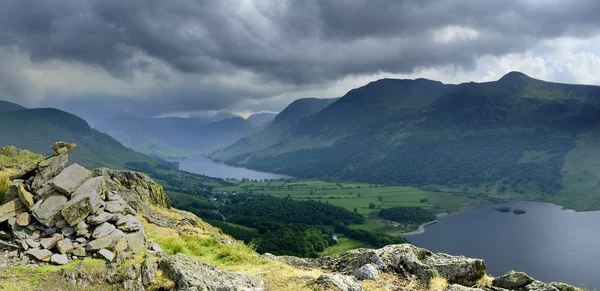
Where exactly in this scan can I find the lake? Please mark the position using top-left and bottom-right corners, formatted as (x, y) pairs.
(175, 157), (293, 180)
(404, 201), (600, 289)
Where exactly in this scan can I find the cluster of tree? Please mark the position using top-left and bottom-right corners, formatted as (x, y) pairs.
(204, 219), (259, 244)
(379, 207), (436, 224)
(256, 225), (336, 257)
(220, 194), (365, 225)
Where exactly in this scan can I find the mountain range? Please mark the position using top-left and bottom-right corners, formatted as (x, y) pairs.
(0, 101), (159, 169)
(95, 115), (259, 158)
(212, 72), (600, 210)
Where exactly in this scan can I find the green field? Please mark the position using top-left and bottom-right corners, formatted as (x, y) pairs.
(212, 179), (489, 235)
(318, 237), (372, 257)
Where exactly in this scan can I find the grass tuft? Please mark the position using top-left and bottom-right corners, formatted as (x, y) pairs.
(474, 274), (494, 289)
(428, 275), (448, 291)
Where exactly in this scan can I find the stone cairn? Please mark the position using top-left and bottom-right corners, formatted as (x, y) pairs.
(0, 142), (147, 265)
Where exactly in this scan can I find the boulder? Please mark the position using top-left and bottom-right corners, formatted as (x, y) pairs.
(17, 184), (34, 210)
(98, 248), (115, 262)
(15, 212), (31, 226)
(116, 215), (143, 232)
(87, 229), (124, 251)
(57, 239), (74, 254)
(141, 255), (158, 285)
(353, 264), (379, 281)
(87, 212), (116, 226)
(26, 249), (53, 261)
(52, 141), (77, 155)
(94, 168), (171, 214)
(493, 271), (534, 289)
(92, 222), (116, 238)
(32, 153), (68, 190)
(159, 253), (265, 291)
(0, 199), (27, 223)
(124, 230), (145, 254)
(51, 163), (92, 195)
(61, 177), (106, 226)
(40, 234), (64, 250)
(316, 274), (363, 291)
(72, 247), (87, 257)
(32, 195), (68, 227)
(50, 253), (69, 265)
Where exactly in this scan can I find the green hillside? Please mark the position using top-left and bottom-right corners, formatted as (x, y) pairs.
(0, 108), (160, 169)
(215, 72), (600, 210)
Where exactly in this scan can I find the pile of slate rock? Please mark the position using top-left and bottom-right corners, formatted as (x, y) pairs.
(0, 142), (146, 265)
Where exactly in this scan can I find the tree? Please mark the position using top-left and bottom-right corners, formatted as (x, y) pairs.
(369, 203), (376, 209)
(377, 195), (383, 203)
(353, 208), (358, 213)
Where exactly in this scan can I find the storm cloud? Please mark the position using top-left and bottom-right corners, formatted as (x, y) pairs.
(1, 0), (600, 120)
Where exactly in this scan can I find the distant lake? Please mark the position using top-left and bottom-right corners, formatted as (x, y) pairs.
(175, 157), (293, 180)
(404, 201), (600, 289)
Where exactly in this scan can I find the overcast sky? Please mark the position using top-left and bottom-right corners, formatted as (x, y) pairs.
(1, 0), (600, 122)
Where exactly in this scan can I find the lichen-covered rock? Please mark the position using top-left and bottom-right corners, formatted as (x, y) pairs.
(94, 168), (171, 213)
(525, 281), (561, 291)
(61, 177), (106, 226)
(52, 141), (77, 155)
(493, 271), (534, 289)
(32, 153), (68, 191)
(32, 195), (68, 227)
(57, 238), (74, 254)
(160, 253), (265, 291)
(124, 230), (145, 254)
(447, 284), (485, 291)
(353, 264), (379, 281)
(141, 255), (158, 285)
(51, 163), (92, 195)
(316, 274), (363, 291)
(116, 214), (143, 232)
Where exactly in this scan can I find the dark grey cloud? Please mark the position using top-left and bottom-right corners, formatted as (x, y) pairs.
(1, 0), (600, 120)
(2, 0), (600, 82)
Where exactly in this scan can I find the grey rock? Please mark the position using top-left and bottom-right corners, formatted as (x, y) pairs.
(160, 253), (265, 291)
(32, 195), (68, 227)
(74, 221), (89, 235)
(0, 198), (27, 224)
(141, 255), (157, 285)
(26, 239), (40, 248)
(316, 274), (363, 291)
(26, 249), (53, 261)
(124, 230), (145, 254)
(57, 239), (74, 254)
(55, 220), (69, 229)
(525, 281), (560, 291)
(61, 226), (75, 237)
(75, 237), (87, 244)
(353, 264), (379, 281)
(50, 253), (69, 265)
(51, 163), (93, 195)
(40, 234), (64, 249)
(32, 153), (68, 191)
(72, 247), (87, 257)
(447, 285), (485, 291)
(3, 184), (19, 201)
(87, 229), (124, 251)
(53, 141), (77, 155)
(61, 177), (106, 226)
(34, 184), (60, 202)
(493, 271), (534, 289)
(98, 248), (115, 262)
(87, 212), (116, 226)
(92, 222), (116, 239)
(116, 215), (143, 232)
(44, 228), (57, 236)
(105, 200), (126, 214)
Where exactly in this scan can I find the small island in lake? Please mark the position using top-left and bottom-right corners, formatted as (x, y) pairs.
(513, 209), (527, 215)
(495, 206), (512, 213)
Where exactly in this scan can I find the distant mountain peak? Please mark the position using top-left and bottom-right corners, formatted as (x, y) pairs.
(499, 71), (532, 81)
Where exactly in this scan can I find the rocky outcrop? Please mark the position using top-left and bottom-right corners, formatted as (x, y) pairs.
(266, 244), (581, 291)
(159, 253), (265, 291)
(0, 142), (147, 266)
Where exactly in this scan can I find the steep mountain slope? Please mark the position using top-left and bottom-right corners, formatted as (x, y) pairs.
(0, 100), (26, 112)
(246, 112), (277, 126)
(0, 108), (159, 169)
(219, 73), (600, 210)
(212, 97), (337, 161)
(96, 115), (257, 158)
